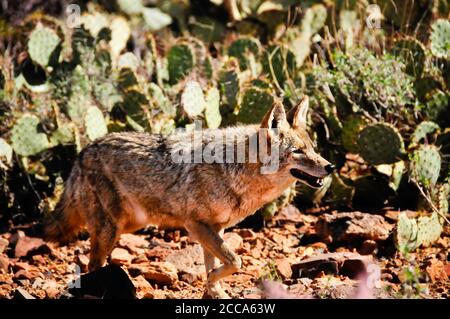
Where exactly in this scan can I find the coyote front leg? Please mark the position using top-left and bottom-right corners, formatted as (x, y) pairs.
(188, 222), (241, 299)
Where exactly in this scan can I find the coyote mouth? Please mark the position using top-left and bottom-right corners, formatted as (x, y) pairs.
(290, 169), (324, 188)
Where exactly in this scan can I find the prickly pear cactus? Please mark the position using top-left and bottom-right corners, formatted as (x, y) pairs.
(27, 24), (61, 67)
(167, 44), (194, 84)
(149, 83), (176, 117)
(423, 90), (449, 127)
(262, 45), (296, 86)
(85, 106), (108, 141)
(341, 115), (368, 153)
(49, 124), (74, 146)
(430, 19), (450, 58)
(228, 37), (261, 70)
(392, 37), (426, 77)
(10, 114), (50, 157)
(409, 121), (440, 148)
(237, 88), (274, 124)
(396, 211), (444, 253)
(204, 87), (222, 129)
(327, 173), (355, 207)
(219, 67), (240, 109)
(409, 145), (441, 187)
(181, 80), (206, 118)
(357, 123), (405, 165)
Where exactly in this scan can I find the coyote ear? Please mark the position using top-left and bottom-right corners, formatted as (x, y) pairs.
(287, 96), (309, 128)
(260, 101), (287, 129)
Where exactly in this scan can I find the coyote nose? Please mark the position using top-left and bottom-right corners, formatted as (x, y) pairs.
(325, 164), (336, 174)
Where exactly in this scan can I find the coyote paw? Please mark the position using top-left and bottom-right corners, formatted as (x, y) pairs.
(206, 283), (231, 299)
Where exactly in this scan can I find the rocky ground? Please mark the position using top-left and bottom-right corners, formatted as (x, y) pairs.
(0, 205), (449, 299)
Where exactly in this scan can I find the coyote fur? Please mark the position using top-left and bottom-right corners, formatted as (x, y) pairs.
(44, 96), (334, 298)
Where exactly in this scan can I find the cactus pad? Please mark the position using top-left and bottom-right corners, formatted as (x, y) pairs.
(228, 38), (261, 70)
(205, 87), (222, 129)
(409, 144), (441, 187)
(409, 121), (440, 148)
(11, 114), (49, 157)
(85, 106), (108, 141)
(357, 123), (405, 165)
(237, 88), (274, 124)
(149, 83), (176, 117)
(167, 44), (194, 84)
(430, 19), (450, 58)
(392, 37), (426, 77)
(27, 24), (61, 67)
(341, 115), (368, 153)
(396, 211), (443, 253)
(219, 68), (239, 108)
(181, 81), (206, 118)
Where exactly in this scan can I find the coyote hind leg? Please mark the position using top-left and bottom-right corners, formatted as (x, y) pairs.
(188, 223), (241, 299)
(84, 173), (122, 272)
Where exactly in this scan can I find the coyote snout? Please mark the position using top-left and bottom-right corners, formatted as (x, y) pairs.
(44, 95), (333, 299)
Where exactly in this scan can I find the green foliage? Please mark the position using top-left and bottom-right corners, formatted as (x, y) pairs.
(357, 123), (405, 165)
(409, 145), (441, 187)
(27, 24), (61, 67)
(11, 114), (49, 157)
(181, 80), (206, 118)
(430, 19), (450, 58)
(167, 44), (194, 84)
(85, 106), (108, 141)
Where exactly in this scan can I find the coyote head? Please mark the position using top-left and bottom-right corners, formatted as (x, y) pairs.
(260, 96), (335, 188)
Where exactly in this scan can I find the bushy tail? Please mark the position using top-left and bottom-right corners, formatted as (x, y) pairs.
(43, 163), (85, 245)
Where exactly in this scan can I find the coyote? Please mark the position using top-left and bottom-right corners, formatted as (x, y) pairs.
(44, 96), (334, 298)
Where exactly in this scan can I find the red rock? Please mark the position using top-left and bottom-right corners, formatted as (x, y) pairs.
(291, 252), (373, 279)
(236, 229), (257, 240)
(276, 258), (292, 279)
(224, 232), (243, 252)
(111, 248), (133, 266)
(165, 245), (204, 282)
(0, 238), (8, 254)
(118, 234), (149, 254)
(14, 235), (45, 258)
(129, 262), (178, 286)
(425, 259), (447, 282)
(444, 263), (450, 278)
(0, 254), (9, 273)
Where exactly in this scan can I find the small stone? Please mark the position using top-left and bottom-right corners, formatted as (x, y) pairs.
(276, 258), (292, 279)
(118, 234), (149, 254)
(46, 286), (60, 299)
(425, 259), (447, 282)
(31, 255), (46, 266)
(14, 235), (45, 258)
(270, 233), (285, 245)
(165, 245), (204, 282)
(291, 252), (373, 279)
(14, 270), (35, 280)
(0, 238), (8, 254)
(0, 254), (9, 273)
(111, 247), (133, 266)
(358, 240), (378, 255)
(237, 229), (257, 240)
(316, 211), (392, 243)
(224, 232), (243, 252)
(129, 262), (178, 286)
